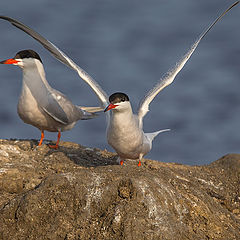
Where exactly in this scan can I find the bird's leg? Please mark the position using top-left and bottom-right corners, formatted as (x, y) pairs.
(117, 157), (124, 166)
(38, 130), (44, 146)
(138, 154), (144, 167)
(49, 131), (61, 149)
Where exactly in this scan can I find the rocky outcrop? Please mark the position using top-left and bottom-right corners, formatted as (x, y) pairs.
(0, 139), (239, 240)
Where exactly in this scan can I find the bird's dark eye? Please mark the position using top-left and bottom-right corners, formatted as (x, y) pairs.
(121, 98), (125, 102)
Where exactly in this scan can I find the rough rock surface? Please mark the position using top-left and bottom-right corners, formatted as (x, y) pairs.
(0, 139), (239, 240)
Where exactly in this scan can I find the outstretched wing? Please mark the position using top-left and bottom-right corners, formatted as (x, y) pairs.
(137, 1), (239, 128)
(0, 15), (109, 109)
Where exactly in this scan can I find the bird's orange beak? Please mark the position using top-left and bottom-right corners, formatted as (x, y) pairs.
(0, 58), (19, 64)
(104, 103), (118, 112)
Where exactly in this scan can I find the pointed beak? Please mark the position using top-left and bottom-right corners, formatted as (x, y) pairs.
(0, 58), (19, 65)
(104, 103), (118, 112)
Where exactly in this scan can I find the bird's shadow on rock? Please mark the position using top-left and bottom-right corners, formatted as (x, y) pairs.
(11, 138), (119, 168)
(43, 141), (119, 168)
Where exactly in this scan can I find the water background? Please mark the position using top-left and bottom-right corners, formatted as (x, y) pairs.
(0, 0), (239, 165)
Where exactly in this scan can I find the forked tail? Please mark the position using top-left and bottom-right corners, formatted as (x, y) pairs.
(145, 129), (170, 142)
(77, 106), (102, 120)
(79, 106), (104, 113)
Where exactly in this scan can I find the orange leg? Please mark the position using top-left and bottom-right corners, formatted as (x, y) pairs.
(138, 154), (143, 167)
(38, 130), (44, 146)
(120, 160), (124, 166)
(49, 131), (61, 149)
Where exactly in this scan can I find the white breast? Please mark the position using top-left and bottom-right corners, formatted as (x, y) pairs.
(17, 81), (67, 132)
(107, 112), (146, 159)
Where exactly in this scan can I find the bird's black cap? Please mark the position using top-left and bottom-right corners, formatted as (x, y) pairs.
(109, 92), (129, 104)
(14, 50), (42, 63)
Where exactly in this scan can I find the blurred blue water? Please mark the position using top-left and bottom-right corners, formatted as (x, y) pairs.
(0, 0), (239, 165)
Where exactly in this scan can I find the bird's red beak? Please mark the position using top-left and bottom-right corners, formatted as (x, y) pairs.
(104, 103), (118, 112)
(0, 58), (19, 65)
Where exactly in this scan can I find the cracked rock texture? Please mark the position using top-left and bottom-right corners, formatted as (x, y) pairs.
(0, 139), (239, 240)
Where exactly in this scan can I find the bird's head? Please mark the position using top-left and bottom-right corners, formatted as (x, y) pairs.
(0, 49), (42, 69)
(104, 92), (131, 113)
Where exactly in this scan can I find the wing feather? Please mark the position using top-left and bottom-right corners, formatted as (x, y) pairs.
(0, 16), (109, 109)
(137, 1), (239, 128)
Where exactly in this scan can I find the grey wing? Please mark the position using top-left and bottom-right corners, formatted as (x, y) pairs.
(42, 89), (85, 123)
(0, 16), (109, 109)
(137, 1), (239, 128)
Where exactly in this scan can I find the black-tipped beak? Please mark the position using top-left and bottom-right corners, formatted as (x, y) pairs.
(0, 58), (19, 64)
(104, 103), (118, 112)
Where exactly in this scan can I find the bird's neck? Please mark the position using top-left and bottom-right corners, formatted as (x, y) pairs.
(22, 61), (50, 90)
(21, 61), (52, 101)
(110, 106), (136, 127)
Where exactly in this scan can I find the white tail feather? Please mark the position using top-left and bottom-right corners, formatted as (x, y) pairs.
(79, 106), (104, 113)
(145, 128), (170, 142)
